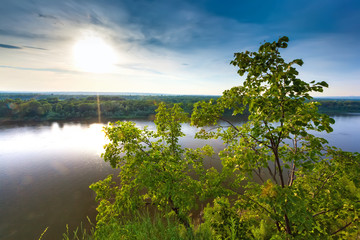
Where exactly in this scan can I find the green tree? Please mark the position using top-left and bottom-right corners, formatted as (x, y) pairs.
(20, 99), (50, 118)
(191, 36), (359, 238)
(90, 37), (359, 239)
(90, 103), (215, 230)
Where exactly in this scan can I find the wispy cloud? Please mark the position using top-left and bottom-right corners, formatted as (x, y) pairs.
(0, 42), (47, 50)
(23, 46), (47, 50)
(0, 43), (21, 49)
(0, 65), (78, 74)
(0, 28), (57, 40)
(38, 13), (57, 20)
(116, 63), (163, 75)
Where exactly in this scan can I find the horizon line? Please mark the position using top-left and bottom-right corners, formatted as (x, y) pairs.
(1, 91), (360, 98)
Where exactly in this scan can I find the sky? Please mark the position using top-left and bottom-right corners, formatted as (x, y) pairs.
(0, 0), (359, 96)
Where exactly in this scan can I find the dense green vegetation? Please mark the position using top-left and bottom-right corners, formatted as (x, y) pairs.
(77, 37), (359, 239)
(0, 95), (216, 122)
(1, 93), (360, 124)
(63, 212), (215, 240)
(317, 100), (360, 114)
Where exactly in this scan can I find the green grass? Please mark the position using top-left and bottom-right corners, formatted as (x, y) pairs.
(62, 217), (95, 240)
(62, 213), (215, 240)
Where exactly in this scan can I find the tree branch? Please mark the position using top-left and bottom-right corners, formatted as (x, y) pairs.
(267, 165), (278, 184)
(253, 168), (265, 183)
(313, 205), (357, 218)
(242, 195), (274, 216)
(263, 120), (276, 144)
(331, 219), (357, 236)
(288, 137), (297, 186)
(138, 145), (150, 157)
(312, 209), (333, 218)
(248, 133), (272, 148)
(219, 116), (273, 154)
(313, 171), (337, 198)
(219, 117), (240, 132)
(276, 98), (285, 148)
(272, 144), (285, 188)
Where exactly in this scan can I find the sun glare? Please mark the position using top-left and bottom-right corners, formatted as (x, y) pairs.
(72, 35), (117, 73)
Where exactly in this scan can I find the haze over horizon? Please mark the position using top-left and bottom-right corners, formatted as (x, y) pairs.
(1, 0), (359, 96)
(2, 91), (360, 99)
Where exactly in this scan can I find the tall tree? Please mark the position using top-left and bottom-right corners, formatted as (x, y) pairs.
(191, 36), (359, 238)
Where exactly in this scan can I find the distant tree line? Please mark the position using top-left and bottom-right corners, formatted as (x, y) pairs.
(0, 95), (216, 122)
(317, 100), (360, 114)
(0, 94), (359, 123)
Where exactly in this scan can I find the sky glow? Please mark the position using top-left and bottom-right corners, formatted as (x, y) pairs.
(0, 0), (359, 96)
(72, 33), (118, 73)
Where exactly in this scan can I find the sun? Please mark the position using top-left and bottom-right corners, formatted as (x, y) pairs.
(72, 35), (117, 73)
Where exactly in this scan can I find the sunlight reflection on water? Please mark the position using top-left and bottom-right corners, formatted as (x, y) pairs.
(0, 122), (114, 240)
(0, 115), (359, 239)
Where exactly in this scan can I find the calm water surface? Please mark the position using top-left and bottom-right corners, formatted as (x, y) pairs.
(0, 115), (359, 239)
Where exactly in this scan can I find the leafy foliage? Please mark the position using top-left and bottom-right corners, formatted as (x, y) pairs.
(191, 36), (360, 238)
(90, 37), (359, 239)
(90, 103), (218, 228)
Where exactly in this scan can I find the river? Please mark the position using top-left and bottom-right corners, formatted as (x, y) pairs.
(0, 115), (359, 240)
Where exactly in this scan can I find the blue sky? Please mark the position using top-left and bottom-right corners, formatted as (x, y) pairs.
(0, 0), (359, 95)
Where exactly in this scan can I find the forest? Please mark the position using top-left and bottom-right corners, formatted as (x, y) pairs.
(1, 93), (360, 123)
(0, 94), (214, 122)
